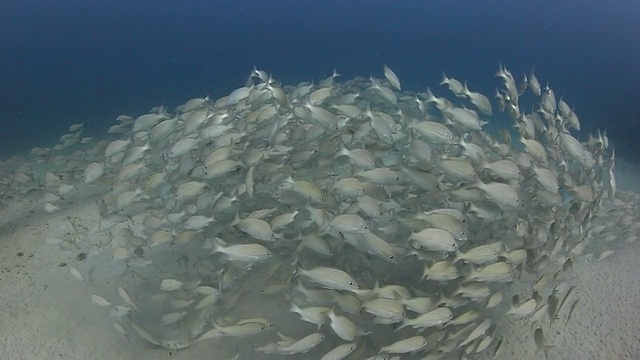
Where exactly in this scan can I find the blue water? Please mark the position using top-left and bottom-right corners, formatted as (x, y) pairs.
(1, 0), (639, 158)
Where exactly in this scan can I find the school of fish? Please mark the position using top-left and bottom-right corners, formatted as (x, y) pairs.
(0, 63), (632, 359)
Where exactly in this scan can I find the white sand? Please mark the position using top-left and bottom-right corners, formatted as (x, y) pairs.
(0, 160), (638, 360)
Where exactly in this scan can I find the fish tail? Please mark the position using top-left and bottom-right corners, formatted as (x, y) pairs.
(452, 250), (463, 264)
(440, 71), (449, 86)
(230, 211), (240, 227)
(394, 321), (409, 332)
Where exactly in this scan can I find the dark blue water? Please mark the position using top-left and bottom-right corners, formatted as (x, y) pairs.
(1, 0), (639, 159)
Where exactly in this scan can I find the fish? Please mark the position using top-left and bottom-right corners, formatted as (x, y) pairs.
(534, 327), (554, 359)
(117, 286), (138, 311)
(555, 285), (575, 320)
(280, 176), (327, 203)
(458, 319), (492, 349)
(481, 159), (521, 181)
(409, 120), (458, 145)
(214, 320), (273, 337)
(91, 294), (112, 308)
(409, 228), (458, 252)
(321, 342), (358, 360)
(486, 292), (504, 309)
(383, 65), (401, 91)
(401, 297), (435, 314)
(193, 285), (220, 296)
(501, 249), (528, 265)
(69, 267), (84, 282)
(362, 298), (405, 322)
(438, 158), (477, 182)
(185, 215), (215, 230)
(379, 335), (428, 354)
(369, 76), (398, 105)
(296, 264), (360, 292)
(258, 332), (326, 355)
(419, 212), (467, 241)
(422, 261), (460, 282)
(203, 159), (245, 179)
(565, 298), (579, 326)
(449, 310), (481, 326)
(231, 213), (280, 241)
(309, 87), (333, 105)
(396, 307), (453, 331)
(130, 321), (160, 346)
(507, 298), (537, 318)
(112, 322), (129, 343)
(367, 110), (395, 145)
(133, 113), (165, 132)
(226, 85), (253, 106)
(328, 214), (369, 234)
(454, 244), (499, 264)
(289, 303), (330, 327)
(475, 334), (494, 353)
(443, 107), (486, 130)
(327, 308), (360, 341)
(454, 284), (490, 302)
(270, 209), (299, 230)
(210, 238), (273, 263)
(159, 339), (191, 351)
(441, 72), (465, 96)
(361, 231), (401, 262)
(546, 293), (558, 326)
(150, 119), (177, 141)
(529, 69), (542, 96)
(169, 138), (200, 158)
(175, 181), (207, 200)
(356, 168), (402, 186)
(161, 311), (188, 325)
(462, 82), (493, 115)
(467, 262), (514, 283)
(298, 234), (333, 257)
(474, 180), (522, 210)
(533, 166), (559, 193)
(160, 279), (183, 292)
(84, 162), (105, 184)
(335, 144), (376, 169)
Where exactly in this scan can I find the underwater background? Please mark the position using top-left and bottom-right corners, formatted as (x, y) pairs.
(1, 2), (640, 360)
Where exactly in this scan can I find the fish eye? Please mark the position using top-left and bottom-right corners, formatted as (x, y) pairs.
(348, 281), (354, 285)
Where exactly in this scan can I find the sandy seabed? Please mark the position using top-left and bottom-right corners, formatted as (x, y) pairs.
(0, 156), (639, 360)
